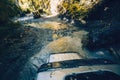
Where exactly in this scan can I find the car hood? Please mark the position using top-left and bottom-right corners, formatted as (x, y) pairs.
(36, 64), (120, 80)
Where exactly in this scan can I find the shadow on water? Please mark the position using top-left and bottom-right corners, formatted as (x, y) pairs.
(0, 24), (54, 80)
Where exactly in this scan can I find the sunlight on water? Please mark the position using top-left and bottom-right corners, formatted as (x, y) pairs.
(39, 22), (68, 30)
(26, 21), (71, 30)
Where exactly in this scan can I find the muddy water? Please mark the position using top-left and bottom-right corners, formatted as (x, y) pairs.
(18, 17), (91, 80)
(16, 17), (117, 80)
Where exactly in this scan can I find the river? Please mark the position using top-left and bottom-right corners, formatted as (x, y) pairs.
(0, 15), (119, 80)
(18, 16), (89, 80)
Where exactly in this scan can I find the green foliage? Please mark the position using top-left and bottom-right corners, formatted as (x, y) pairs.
(61, 0), (101, 19)
(62, 1), (88, 19)
(19, 0), (50, 14)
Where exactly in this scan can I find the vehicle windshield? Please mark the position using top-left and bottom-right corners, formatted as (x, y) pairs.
(65, 71), (120, 80)
(37, 58), (116, 72)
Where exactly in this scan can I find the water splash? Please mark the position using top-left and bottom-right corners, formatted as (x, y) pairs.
(50, 0), (63, 16)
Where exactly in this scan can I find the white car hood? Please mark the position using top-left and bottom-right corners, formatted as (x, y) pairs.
(36, 64), (120, 80)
